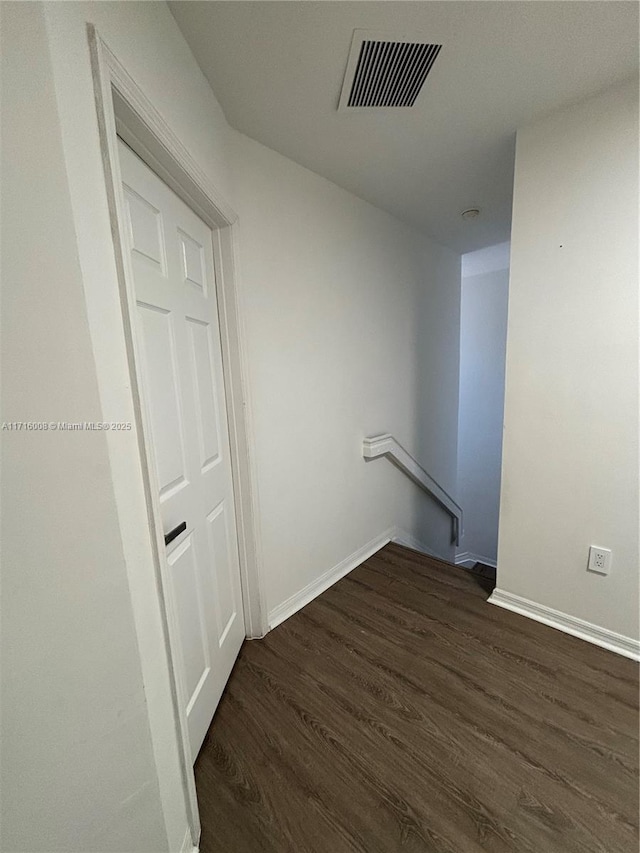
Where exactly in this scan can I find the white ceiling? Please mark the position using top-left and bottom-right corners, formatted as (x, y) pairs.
(169, 1), (638, 253)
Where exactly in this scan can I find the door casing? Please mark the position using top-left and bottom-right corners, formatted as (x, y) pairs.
(88, 25), (267, 850)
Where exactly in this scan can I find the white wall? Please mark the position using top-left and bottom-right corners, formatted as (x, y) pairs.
(1, 5), (170, 851)
(497, 79), (639, 641)
(2, 2), (461, 849)
(229, 133), (460, 612)
(456, 243), (509, 567)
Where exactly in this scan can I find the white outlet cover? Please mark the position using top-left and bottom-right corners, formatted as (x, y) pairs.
(587, 545), (612, 575)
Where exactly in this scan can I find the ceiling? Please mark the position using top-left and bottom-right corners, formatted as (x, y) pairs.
(169, 1), (638, 253)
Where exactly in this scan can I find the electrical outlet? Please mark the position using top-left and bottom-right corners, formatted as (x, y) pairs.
(587, 546), (612, 575)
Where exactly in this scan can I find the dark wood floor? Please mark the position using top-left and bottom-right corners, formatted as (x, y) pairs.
(195, 543), (639, 853)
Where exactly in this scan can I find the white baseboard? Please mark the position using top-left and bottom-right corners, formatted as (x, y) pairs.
(268, 527), (452, 631)
(488, 588), (640, 661)
(455, 550), (497, 569)
(268, 528), (395, 629)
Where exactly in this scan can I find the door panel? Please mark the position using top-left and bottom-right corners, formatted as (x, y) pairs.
(207, 501), (235, 639)
(136, 303), (187, 494)
(123, 185), (166, 270)
(168, 534), (210, 701)
(187, 318), (222, 471)
(118, 138), (245, 762)
(179, 229), (206, 291)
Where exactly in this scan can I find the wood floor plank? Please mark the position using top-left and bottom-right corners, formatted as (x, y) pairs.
(271, 615), (615, 852)
(363, 550), (639, 704)
(303, 591), (637, 845)
(334, 569), (639, 749)
(195, 544), (639, 853)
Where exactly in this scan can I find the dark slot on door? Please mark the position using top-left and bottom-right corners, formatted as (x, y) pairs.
(164, 521), (186, 546)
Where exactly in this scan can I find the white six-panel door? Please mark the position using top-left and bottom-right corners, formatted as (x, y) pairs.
(118, 139), (245, 762)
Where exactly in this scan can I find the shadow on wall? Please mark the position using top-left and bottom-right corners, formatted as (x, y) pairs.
(455, 242), (510, 569)
(407, 242), (462, 563)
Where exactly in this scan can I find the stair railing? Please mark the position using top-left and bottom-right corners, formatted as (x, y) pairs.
(363, 434), (462, 546)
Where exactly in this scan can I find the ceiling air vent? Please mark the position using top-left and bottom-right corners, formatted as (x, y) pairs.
(338, 30), (442, 110)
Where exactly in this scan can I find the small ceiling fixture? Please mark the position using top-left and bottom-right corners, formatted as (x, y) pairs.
(461, 208), (480, 220)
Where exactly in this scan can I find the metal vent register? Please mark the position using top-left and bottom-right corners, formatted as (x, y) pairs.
(339, 33), (442, 109)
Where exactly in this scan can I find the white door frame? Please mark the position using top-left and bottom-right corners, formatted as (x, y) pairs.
(88, 26), (267, 849)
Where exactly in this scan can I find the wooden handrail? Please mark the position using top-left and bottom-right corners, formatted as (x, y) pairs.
(363, 434), (462, 546)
